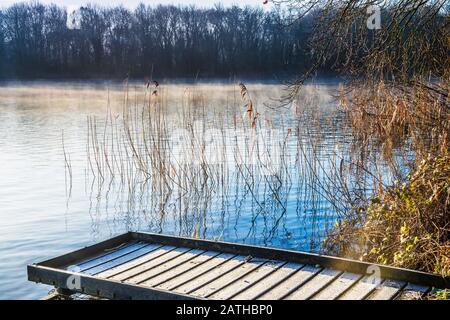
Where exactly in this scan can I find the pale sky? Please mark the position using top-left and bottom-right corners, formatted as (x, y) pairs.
(0, 0), (272, 9)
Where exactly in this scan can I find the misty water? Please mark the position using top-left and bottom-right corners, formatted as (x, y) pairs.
(0, 81), (401, 299)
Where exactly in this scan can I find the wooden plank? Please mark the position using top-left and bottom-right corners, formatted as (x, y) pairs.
(285, 268), (342, 300)
(39, 232), (133, 269)
(208, 260), (286, 300)
(310, 272), (362, 300)
(156, 253), (235, 291)
(126, 249), (205, 285)
(257, 265), (322, 300)
(75, 242), (146, 271)
(96, 245), (176, 279)
(110, 247), (191, 282)
(366, 279), (405, 300)
(190, 258), (267, 298)
(141, 251), (221, 288)
(395, 283), (430, 300)
(338, 276), (381, 300)
(172, 255), (249, 295)
(84, 244), (162, 275)
(231, 262), (303, 300)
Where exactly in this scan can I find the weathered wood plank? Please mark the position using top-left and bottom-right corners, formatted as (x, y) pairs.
(337, 276), (380, 300)
(96, 245), (176, 279)
(84, 244), (163, 275)
(40, 232), (133, 269)
(142, 251), (221, 288)
(285, 268), (342, 300)
(209, 260), (286, 300)
(190, 258), (267, 298)
(258, 265), (322, 300)
(126, 249), (205, 285)
(310, 272), (362, 300)
(110, 247), (191, 282)
(395, 283), (430, 300)
(366, 279), (405, 300)
(156, 253), (235, 291)
(231, 262), (303, 300)
(75, 242), (146, 271)
(173, 256), (248, 295)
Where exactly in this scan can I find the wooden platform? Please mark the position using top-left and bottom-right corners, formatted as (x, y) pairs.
(28, 232), (450, 300)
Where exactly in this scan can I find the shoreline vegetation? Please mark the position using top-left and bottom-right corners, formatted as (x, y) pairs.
(326, 79), (450, 299)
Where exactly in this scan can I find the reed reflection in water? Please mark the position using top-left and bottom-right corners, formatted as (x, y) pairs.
(82, 82), (402, 252)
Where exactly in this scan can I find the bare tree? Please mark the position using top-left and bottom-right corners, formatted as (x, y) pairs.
(79, 5), (108, 71)
(271, 0), (449, 99)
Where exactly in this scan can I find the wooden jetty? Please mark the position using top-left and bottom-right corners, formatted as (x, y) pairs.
(28, 232), (449, 300)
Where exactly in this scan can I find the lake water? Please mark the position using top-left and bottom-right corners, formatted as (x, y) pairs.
(0, 81), (388, 299)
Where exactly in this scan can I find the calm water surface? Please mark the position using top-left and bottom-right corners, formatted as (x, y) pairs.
(0, 81), (380, 299)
